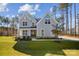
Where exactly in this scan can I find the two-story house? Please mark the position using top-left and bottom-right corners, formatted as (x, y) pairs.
(18, 12), (57, 38)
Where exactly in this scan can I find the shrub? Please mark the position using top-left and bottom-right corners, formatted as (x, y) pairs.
(22, 36), (32, 41)
(26, 36), (32, 41)
(22, 36), (27, 41)
(15, 37), (22, 41)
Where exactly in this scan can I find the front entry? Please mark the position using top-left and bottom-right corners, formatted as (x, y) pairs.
(22, 30), (27, 36)
(31, 30), (36, 37)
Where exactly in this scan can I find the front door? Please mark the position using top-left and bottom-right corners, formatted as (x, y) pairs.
(31, 30), (36, 37)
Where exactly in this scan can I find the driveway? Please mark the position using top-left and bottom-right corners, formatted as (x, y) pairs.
(59, 36), (79, 41)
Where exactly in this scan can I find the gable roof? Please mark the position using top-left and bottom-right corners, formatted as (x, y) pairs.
(19, 12), (37, 23)
(36, 12), (58, 25)
(44, 13), (52, 19)
(35, 18), (41, 22)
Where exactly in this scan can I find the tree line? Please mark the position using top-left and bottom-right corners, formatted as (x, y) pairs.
(53, 3), (79, 37)
(0, 16), (18, 36)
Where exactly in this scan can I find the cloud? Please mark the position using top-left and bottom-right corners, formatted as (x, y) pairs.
(1, 3), (8, 6)
(18, 4), (33, 12)
(0, 3), (9, 12)
(11, 15), (15, 18)
(50, 7), (53, 12)
(30, 11), (36, 15)
(34, 4), (40, 11)
(18, 4), (40, 15)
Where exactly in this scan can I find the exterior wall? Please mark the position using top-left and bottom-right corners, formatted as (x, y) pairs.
(19, 18), (36, 28)
(18, 13), (37, 37)
(37, 18), (56, 38)
(19, 14), (36, 28)
(19, 28), (36, 37)
(18, 13), (57, 38)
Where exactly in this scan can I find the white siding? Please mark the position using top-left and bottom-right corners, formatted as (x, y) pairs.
(19, 28), (36, 36)
(18, 13), (57, 38)
(19, 17), (36, 28)
(37, 17), (56, 38)
(18, 13), (37, 37)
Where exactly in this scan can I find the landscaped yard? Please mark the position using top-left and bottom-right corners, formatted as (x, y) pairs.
(0, 36), (79, 56)
(0, 36), (29, 56)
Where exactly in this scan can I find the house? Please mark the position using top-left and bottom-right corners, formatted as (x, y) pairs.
(18, 12), (57, 38)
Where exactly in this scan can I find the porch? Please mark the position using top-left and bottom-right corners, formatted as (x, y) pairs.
(19, 28), (37, 37)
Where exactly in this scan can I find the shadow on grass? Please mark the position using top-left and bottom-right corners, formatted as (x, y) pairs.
(13, 41), (79, 56)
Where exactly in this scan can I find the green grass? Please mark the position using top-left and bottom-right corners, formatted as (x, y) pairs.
(13, 40), (79, 56)
(0, 36), (29, 56)
(0, 36), (79, 56)
(13, 41), (64, 56)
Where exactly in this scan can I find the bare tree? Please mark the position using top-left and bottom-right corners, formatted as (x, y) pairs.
(74, 4), (77, 36)
(70, 4), (72, 35)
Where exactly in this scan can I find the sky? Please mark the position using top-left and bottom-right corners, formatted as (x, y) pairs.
(0, 3), (79, 18)
(0, 3), (59, 18)
(0, 3), (79, 28)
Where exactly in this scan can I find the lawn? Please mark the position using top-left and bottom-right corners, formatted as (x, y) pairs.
(0, 36), (79, 56)
(0, 36), (29, 56)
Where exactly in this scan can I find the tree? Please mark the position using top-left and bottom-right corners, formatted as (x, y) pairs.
(60, 3), (72, 34)
(65, 4), (69, 34)
(59, 3), (70, 34)
(78, 16), (79, 35)
(74, 4), (77, 36)
(52, 29), (61, 37)
(77, 13), (79, 35)
(0, 16), (4, 35)
(53, 6), (57, 20)
(52, 17), (65, 37)
(3, 17), (10, 35)
(10, 16), (19, 36)
(70, 4), (72, 35)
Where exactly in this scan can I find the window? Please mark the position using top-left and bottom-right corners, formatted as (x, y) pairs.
(23, 22), (27, 26)
(32, 23), (34, 27)
(45, 18), (50, 24)
(41, 30), (44, 36)
(22, 30), (27, 36)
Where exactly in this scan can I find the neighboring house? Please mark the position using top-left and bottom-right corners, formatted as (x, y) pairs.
(18, 12), (57, 38)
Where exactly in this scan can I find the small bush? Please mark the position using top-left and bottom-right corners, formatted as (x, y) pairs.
(26, 36), (32, 41)
(22, 36), (27, 41)
(15, 37), (22, 41)
(15, 36), (32, 41)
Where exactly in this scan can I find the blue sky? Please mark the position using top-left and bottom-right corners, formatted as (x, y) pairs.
(0, 3), (79, 17)
(0, 3), (79, 28)
(0, 3), (79, 26)
(0, 3), (79, 18)
(0, 3), (59, 18)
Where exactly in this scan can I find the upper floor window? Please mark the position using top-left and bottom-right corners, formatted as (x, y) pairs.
(45, 18), (50, 24)
(23, 22), (27, 26)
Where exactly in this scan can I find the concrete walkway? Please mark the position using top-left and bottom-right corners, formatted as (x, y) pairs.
(58, 36), (79, 41)
(32, 38), (63, 41)
(32, 36), (79, 41)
